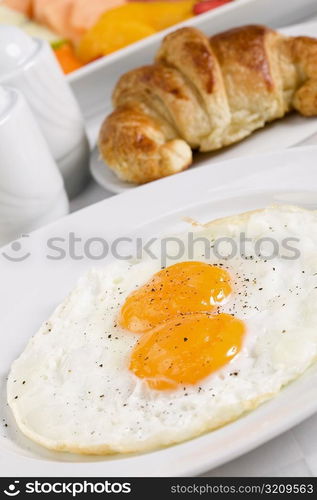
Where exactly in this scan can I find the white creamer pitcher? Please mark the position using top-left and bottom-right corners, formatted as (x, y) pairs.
(0, 85), (68, 246)
(0, 25), (90, 198)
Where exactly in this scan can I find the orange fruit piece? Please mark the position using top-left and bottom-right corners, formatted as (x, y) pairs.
(78, 18), (155, 62)
(78, 1), (194, 62)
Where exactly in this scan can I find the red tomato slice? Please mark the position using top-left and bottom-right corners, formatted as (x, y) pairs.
(193, 0), (233, 15)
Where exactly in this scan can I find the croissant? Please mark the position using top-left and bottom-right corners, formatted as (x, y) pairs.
(99, 25), (317, 184)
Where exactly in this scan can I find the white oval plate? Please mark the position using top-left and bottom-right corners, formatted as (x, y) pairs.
(2, 146), (317, 477)
(90, 145), (133, 194)
(90, 20), (317, 195)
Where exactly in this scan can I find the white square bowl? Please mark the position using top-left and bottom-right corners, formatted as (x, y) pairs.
(67, 0), (317, 126)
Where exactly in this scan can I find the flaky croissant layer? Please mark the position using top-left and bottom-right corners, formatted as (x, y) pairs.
(99, 25), (317, 184)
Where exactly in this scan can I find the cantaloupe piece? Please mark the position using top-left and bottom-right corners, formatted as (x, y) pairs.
(71, 0), (127, 32)
(32, 0), (57, 23)
(3, 0), (32, 17)
(33, 0), (82, 44)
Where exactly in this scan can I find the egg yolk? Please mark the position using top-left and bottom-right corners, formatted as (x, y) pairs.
(129, 313), (245, 390)
(119, 261), (245, 391)
(118, 261), (232, 333)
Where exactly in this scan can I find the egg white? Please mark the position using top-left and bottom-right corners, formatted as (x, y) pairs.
(7, 205), (317, 454)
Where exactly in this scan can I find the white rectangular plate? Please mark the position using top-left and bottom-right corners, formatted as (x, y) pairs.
(69, 0), (317, 122)
(89, 19), (317, 195)
(1, 146), (317, 476)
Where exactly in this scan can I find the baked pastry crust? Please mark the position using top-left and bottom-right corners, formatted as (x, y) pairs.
(99, 25), (317, 184)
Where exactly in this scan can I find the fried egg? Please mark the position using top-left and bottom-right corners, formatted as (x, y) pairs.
(7, 205), (317, 454)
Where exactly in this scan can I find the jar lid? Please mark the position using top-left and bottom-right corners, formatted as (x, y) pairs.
(0, 26), (37, 74)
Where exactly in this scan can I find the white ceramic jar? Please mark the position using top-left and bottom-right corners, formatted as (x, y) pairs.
(0, 85), (68, 246)
(0, 26), (90, 198)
